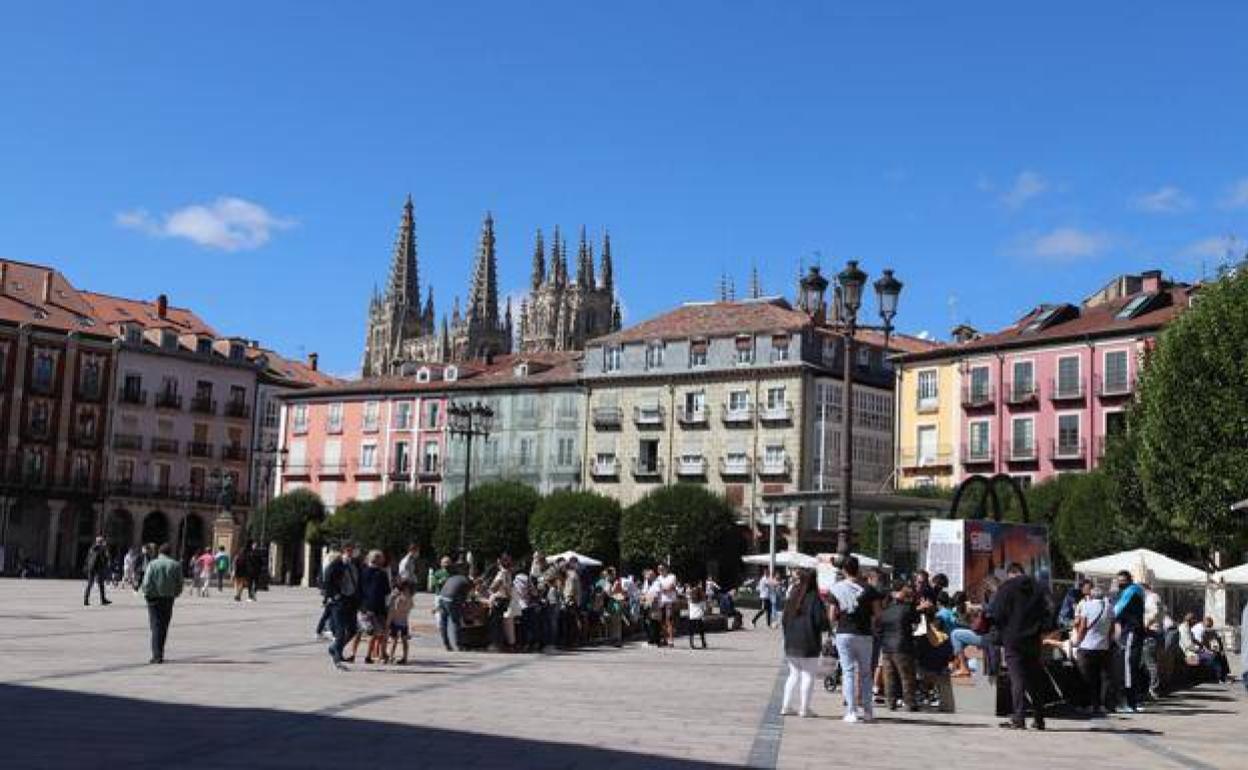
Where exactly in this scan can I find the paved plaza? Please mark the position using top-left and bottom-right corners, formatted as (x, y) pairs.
(0, 580), (1243, 769)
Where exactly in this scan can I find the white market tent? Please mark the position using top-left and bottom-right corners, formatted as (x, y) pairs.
(548, 550), (603, 568)
(742, 552), (819, 569)
(1211, 563), (1248, 586)
(1072, 548), (1208, 587)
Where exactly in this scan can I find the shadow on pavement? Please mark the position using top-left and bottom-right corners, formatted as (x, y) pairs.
(0, 684), (738, 769)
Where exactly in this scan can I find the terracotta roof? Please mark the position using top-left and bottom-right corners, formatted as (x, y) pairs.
(81, 291), (218, 337)
(0, 259), (110, 335)
(850, 328), (944, 355)
(898, 284), (1193, 363)
(590, 299), (812, 345)
(249, 347), (341, 388)
(280, 351), (582, 400)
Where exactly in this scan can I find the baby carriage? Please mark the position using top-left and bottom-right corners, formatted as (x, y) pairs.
(821, 636), (841, 692)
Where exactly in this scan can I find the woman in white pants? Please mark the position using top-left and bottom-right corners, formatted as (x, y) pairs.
(780, 569), (829, 717)
(829, 556), (883, 723)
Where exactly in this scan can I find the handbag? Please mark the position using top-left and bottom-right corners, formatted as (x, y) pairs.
(926, 622), (949, 647)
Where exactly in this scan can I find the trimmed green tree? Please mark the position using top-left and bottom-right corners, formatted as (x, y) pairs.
(619, 484), (743, 583)
(529, 489), (621, 565)
(435, 480), (540, 563)
(350, 490), (439, 561)
(248, 489), (326, 583)
(1133, 271), (1248, 558)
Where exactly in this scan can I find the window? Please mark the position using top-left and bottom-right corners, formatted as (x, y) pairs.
(968, 420), (990, 460)
(80, 358), (101, 398)
(729, 390), (750, 412)
(195, 380), (212, 399)
(76, 408), (97, 440)
(357, 482), (375, 502)
(604, 346), (621, 373)
(595, 452), (617, 472)
(122, 373), (142, 403)
(422, 441), (439, 473)
(857, 346), (871, 369)
(518, 437), (534, 467)
(735, 336), (754, 365)
(557, 437), (575, 466)
(393, 442), (410, 473)
(916, 426), (937, 465)
(189, 466), (206, 494)
(969, 366), (990, 402)
(326, 402), (343, 433)
(772, 335), (790, 362)
(684, 390), (706, 420)
(764, 444), (786, 468)
(766, 386), (786, 410)
(416, 367), (431, 383)
(1105, 411), (1127, 438)
(394, 401), (413, 429)
(645, 342), (665, 370)
(115, 458), (135, 484)
(28, 401), (50, 437)
(1103, 350), (1129, 393)
(1011, 418), (1035, 458)
(292, 404), (308, 433)
(1057, 414), (1081, 454)
(362, 401), (379, 431)
(637, 439), (660, 473)
(689, 340), (708, 368)
(425, 401), (441, 428)
(263, 398), (279, 429)
(916, 370), (938, 411)
(32, 350), (55, 392)
(1011, 360), (1034, 399)
(359, 444), (377, 470)
(1057, 355), (1080, 397)
(320, 481), (338, 508)
(153, 463), (172, 494)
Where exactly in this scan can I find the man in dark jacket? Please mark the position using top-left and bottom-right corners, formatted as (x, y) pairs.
(988, 563), (1051, 730)
(82, 536), (112, 606)
(233, 542), (262, 602)
(323, 543), (360, 669)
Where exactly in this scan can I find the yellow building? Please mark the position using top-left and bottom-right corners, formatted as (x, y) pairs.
(894, 352), (961, 489)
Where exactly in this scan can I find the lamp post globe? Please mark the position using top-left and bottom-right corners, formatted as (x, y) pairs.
(836, 260), (867, 319)
(874, 268), (903, 326)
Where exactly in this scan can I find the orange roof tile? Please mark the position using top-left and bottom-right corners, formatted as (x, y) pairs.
(591, 299), (812, 345)
(0, 259), (110, 336)
(80, 291), (217, 337)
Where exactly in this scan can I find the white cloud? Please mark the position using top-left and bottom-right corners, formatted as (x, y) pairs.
(1220, 178), (1248, 210)
(1009, 227), (1111, 263)
(116, 197), (294, 251)
(1132, 185), (1193, 214)
(1000, 170), (1048, 209)
(1180, 234), (1240, 262)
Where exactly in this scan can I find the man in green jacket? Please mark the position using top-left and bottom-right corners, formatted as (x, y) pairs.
(140, 543), (184, 664)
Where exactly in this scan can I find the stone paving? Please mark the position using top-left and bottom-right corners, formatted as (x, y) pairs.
(0, 580), (1243, 769)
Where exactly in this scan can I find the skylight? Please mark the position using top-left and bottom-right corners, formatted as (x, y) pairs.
(1115, 293), (1159, 320)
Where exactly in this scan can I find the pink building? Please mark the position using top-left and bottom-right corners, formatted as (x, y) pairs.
(901, 270), (1192, 487)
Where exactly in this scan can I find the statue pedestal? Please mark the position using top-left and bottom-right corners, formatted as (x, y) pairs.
(212, 512), (240, 556)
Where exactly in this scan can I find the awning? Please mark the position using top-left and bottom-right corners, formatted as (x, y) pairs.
(1072, 548), (1208, 586)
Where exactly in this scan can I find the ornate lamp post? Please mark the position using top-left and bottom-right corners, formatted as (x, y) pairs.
(830, 260), (903, 559)
(447, 401), (494, 559)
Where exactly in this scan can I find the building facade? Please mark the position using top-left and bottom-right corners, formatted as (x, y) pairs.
(895, 270), (1190, 488)
(0, 261), (115, 575)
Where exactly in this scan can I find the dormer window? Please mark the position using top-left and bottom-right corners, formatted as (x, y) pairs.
(228, 342), (244, 360)
(416, 367), (431, 383)
(123, 324), (142, 344)
(772, 334), (791, 362)
(160, 330), (177, 349)
(196, 338), (212, 355)
(604, 346), (621, 373)
(444, 365), (458, 382)
(645, 342), (665, 370)
(735, 336), (754, 365)
(689, 339), (708, 368)
(514, 363), (528, 378)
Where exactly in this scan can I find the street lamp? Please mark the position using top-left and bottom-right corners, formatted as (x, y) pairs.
(830, 259), (903, 559)
(447, 401), (494, 559)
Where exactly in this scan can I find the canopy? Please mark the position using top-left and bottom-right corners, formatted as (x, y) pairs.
(1072, 548), (1208, 586)
(1211, 563), (1248, 586)
(548, 550), (602, 568)
(742, 552), (818, 569)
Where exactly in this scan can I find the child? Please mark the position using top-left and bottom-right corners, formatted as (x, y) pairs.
(386, 580), (415, 665)
(687, 584), (708, 649)
(917, 617), (957, 713)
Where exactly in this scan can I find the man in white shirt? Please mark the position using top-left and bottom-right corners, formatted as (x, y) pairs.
(397, 544), (421, 587)
(752, 572), (776, 628)
(656, 564), (678, 647)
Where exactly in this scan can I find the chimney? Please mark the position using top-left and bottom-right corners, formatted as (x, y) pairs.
(156, 294), (168, 318)
(41, 271), (52, 303)
(307, 352), (318, 371)
(1141, 270), (1162, 294)
(0, 262), (7, 295)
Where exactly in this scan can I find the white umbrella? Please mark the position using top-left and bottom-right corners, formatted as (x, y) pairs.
(548, 550), (603, 568)
(1072, 548), (1207, 586)
(1211, 563), (1248, 585)
(742, 551), (818, 569)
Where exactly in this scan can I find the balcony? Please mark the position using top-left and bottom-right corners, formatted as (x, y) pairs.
(154, 391), (183, 410)
(190, 396), (217, 415)
(187, 442), (214, 459)
(758, 401), (793, 422)
(325, 419), (343, 435)
(71, 430), (99, 449)
(591, 406), (623, 428)
(22, 423), (52, 443)
(721, 403), (754, 426)
(676, 455), (707, 476)
(392, 412), (413, 430)
(150, 437), (180, 455)
(362, 418), (380, 433)
(961, 443), (995, 465)
(221, 444), (248, 463)
(318, 460), (348, 477)
(590, 457), (621, 478)
(225, 401), (251, 420)
(633, 405), (664, 427)
(916, 396), (940, 415)
(417, 460), (441, 481)
(1049, 379), (1085, 402)
(1096, 375), (1134, 399)
(630, 457), (664, 479)
(961, 384), (995, 409)
(1004, 381), (1038, 407)
(899, 445), (954, 470)
(1006, 441), (1038, 462)
(676, 405), (708, 427)
(119, 388), (147, 406)
(113, 433), (143, 451)
(282, 462), (311, 477)
(105, 482), (252, 507)
(757, 456), (792, 477)
(29, 377), (56, 396)
(76, 382), (103, 402)
(1051, 438), (1086, 461)
(291, 420), (309, 436)
(388, 463), (412, 479)
(719, 456), (753, 477)
(354, 462), (382, 477)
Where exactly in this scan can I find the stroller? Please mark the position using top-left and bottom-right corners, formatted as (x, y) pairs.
(821, 637), (841, 692)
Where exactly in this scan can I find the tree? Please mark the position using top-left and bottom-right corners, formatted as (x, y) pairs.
(1133, 271), (1248, 558)
(1051, 471), (1129, 565)
(249, 489), (325, 547)
(529, 490), (621, 565)
(351, 491), (439, 561)
(619, 484), (743, 583)
(435, 480), (540, 563)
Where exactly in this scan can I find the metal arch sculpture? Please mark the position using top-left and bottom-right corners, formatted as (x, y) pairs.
(949, 473), (1030, 523)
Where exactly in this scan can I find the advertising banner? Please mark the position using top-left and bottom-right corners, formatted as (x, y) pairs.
(924, 519), (1051, 602)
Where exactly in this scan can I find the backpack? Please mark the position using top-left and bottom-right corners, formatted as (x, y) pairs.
(215, 553), (229, 573)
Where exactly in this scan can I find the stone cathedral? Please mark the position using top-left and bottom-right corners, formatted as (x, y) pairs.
(361, 197), (621, 376)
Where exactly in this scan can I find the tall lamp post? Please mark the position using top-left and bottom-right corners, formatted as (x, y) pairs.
(829, 260), (903, 559)
(447, 401), (494, 560)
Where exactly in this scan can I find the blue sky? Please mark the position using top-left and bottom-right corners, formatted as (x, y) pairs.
(2, 2), (1246, 375)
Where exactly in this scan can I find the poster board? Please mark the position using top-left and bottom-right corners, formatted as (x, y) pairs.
(924, 519), (1051, 602)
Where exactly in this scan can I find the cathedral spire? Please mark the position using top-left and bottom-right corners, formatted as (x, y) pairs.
(423, 286), (435, 331)
(467, 212), (499, 328)
(576, 226), (595, 289)
(387, 195), (419, 307)
(749, 264), (762, 299)
(551, 225), (567, 288)
(531, 229), (546, 291)
(600, 230), (614, 293)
